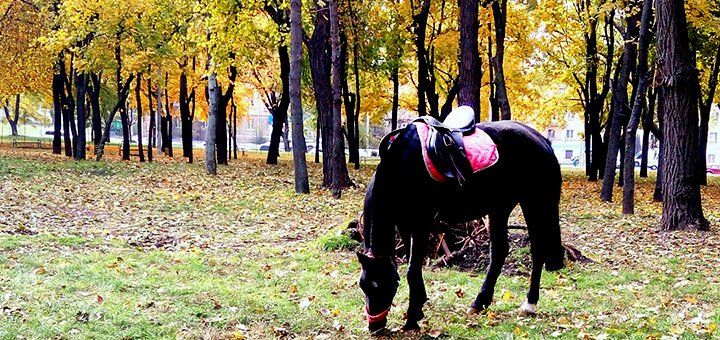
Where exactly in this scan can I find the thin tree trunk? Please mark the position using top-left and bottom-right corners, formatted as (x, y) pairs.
(622, 0), (654, 214)
(492, 0), (511, 120)
(268, 45), (290, 165)
(697, 44), (720, 185)
(458, 0), (481, 117)
(90, 72), (102, 147)
(165, 71), (173, 157)
(155, 68), (162, 155)
(653, 88), (664, 202)
(136, 75), (145, 162)
(657, 0), (708, 231)
(414, 0), (431, 117)
(307, 0), (333, 186)
(206, 59), (219, 175)
(330, 0), (346, 198)
(52, 55), (63, 154)
(640, 87), (656, 177)
(601, 9), (639, 202)
(283, 115), (290, 152)
(391, 66), (399, 130)
(233, 97), (238, 159)
(147, 77), (155, 162)
(5, 95), (20, 136)
(290, 0), (310, 193)
(315, 121), (321, 163)
(488, 22), (498, 122)
(94, 75), (134, 161)
(75, 73), (88, 160)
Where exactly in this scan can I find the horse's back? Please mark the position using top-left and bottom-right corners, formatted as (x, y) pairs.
(476, 121), (561, 198)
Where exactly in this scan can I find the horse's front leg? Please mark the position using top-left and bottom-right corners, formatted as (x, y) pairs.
(469, 209), (510, 313)
(404, 232), (428, 330)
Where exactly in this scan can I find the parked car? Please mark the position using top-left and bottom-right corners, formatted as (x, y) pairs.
(258, 142), (271, 151)
(707, 165), (720, 175)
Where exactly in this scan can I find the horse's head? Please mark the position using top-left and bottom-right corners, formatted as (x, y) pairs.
(357, 251), (399, 332)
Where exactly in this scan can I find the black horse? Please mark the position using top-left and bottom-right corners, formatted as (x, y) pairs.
(357, 114), (565, 332)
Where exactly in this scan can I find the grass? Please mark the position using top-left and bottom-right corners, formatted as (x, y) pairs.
(1, 148), (719, 339)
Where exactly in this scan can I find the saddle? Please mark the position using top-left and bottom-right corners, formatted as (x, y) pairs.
(414, 106), (477, 186)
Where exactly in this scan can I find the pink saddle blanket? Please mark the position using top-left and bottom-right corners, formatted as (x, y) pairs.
(414, 122), (499, 182)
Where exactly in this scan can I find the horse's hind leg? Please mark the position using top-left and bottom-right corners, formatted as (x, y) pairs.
(469, 207), (512, 313)
(520, 198), (561, 314)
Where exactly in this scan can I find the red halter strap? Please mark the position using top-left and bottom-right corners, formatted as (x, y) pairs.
(365, 305), (390, 323)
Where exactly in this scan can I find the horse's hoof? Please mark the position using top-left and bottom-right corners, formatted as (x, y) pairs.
(519, 301), (536, 316)
(402, 320), (421, 331)
(466, 307), (481, 315)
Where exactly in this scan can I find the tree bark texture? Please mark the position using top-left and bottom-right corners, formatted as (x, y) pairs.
(601, 8), (639, 202)
(267, 45), (291, 165)
(74, 73), (88, 160)
(697, 45), (720, 185)
(136, 75), (146, 162)
(492, 0), (511, 120)
(147, 77), (155, 162)
(622, 0), (654, 214)
(657, 0), (708, 231)
(458, 0), (481, 116)
(3, 95), (20, 136)
(89, 72), (102, 147)
(290, 0), (310, 193)
(206, 65), (219, 175)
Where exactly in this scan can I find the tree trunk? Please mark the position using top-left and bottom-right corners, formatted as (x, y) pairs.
(414, 0), (432, 117)
(458, 0), (481, 117)
(52, 55), (63, 154)
(268, 45), (291, 165)
(90, 72), (102, 147)
(136, 75), (145, 162)
(585, 8), (614, 181)
(75, 73), (88, 160)
(341, 30), (360, 169)
(488, 22), (498, 122)
(233, 97), (238, 159)
(391, 65), (399, 130)
(307, 0), (334, 186)
(315, 120), (321, 163)
(330, 0), (347, 198)
(147, 77), (155, 162)
(657, 0), (708, 231)
(59, 57), (74, 157)
(206, 62), (219, 175)
(164, 71), (173, 157)
(697, 45), (720, 185)
(290, 0), (310, 193)
(601, 9), (639, 202)
(94, 75), (134, 161)
(4, 95), (20, 136)
(283, 115), (290, 152)
(640, 87), (656, 177)
(622, 0), (654, 214)
(492, 0), (511, 120)
(179, 61), (194, 161)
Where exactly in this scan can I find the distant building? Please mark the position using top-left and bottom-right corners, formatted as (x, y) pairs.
(236, 93), (272, 144)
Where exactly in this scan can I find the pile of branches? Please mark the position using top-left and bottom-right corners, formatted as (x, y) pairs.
(346, 217), (591, 276)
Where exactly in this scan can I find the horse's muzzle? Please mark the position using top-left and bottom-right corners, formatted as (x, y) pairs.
(365, 305), (390, 333)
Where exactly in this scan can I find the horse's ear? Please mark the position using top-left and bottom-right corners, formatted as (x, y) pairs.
(379, 128), (404, 160)
(357, 252), (373, 268)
